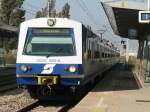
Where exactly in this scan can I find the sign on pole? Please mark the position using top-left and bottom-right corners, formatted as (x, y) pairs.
(139, 11), (150, 23)
(138, 0), (150, 23)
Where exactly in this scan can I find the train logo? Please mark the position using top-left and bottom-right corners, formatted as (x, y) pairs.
(41, 64), (56, 74)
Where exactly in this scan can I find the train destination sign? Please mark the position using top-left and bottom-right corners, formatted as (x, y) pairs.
(139, 11), (150, 23)
(32, 28), (70, 34)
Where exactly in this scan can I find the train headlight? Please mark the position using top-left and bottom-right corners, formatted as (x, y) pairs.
(20, 65), (28, 72)
(69, 66), (76, 73)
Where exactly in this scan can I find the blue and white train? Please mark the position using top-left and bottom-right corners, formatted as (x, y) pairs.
(16, 18), (120, 98)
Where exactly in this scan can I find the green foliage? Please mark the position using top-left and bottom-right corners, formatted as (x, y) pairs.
(35, 1), (70, 18)
(11, 9), (25, 26)
(8, 38), (17, 50)
(61, 3), (70, 18)
(0, 0), (25, 26)
(36, 11), (43, 18)
(36, 8), (47, 18)
(0, 37), (17, 53)
(127, 56), (136, 70)
(5, 52), (16, 64)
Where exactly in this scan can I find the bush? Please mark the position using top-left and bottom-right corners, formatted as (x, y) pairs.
(5, 52), (16, 64)
(127, 56), (136, 70)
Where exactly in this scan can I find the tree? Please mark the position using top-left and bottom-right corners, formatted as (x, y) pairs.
(0, 0), (25, 26)
(0, 0), (25, 54)
(11, 9), (25, 26)
(61, 3), (70, 18)
(35, 1), (70, 18)
(36, 8), (47, 18)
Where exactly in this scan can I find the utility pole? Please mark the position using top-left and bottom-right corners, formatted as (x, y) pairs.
(148, 0), (150, 10)
(47, 0), (52, 17)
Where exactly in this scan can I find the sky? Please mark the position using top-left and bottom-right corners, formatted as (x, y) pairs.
(22, 0), (138, 52)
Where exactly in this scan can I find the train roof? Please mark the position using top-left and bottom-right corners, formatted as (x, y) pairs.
(21, 18), (82, 26)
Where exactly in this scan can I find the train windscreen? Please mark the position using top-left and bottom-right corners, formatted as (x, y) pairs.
(24, 28), (76, 56)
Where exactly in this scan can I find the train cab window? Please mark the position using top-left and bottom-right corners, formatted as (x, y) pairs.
(24, 28), (76, 56)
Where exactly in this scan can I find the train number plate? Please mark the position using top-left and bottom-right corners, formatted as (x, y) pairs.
(37, 76), (59, 85)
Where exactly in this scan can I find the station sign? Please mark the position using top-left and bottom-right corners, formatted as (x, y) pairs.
(139, 11), (150, 23)
(32, 28), (70, 34)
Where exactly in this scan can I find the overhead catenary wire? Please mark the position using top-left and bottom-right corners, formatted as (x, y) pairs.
(20, 7), (37, 15)
(76, 0), (99, 28)
(22, 2), (47, 16)
(22, 6), (38, 13)
(25, 1), (44, 10)
(22, 4), (41, 12)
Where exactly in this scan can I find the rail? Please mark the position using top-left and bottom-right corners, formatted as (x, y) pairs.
(0, 67), (16, 92)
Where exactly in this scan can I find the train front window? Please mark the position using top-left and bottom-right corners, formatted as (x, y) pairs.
(24, 28), (76, 56)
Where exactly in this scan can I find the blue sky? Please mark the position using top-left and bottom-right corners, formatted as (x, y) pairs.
(22, 0), (139, 51)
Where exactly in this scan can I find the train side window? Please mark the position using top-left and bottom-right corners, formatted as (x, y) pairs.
(87, 49), (91, 59)
(105, 53), (107, 58)
(102, 52), (105, 58)
(87, 40), (92, 60)
(94, 51), (99, 59)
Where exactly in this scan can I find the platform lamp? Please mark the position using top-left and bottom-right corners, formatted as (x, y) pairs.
(97, 25), (107, 41)
(97, 29), (106, 40)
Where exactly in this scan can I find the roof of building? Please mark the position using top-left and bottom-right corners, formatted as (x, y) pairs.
(0, 24), (17, 32)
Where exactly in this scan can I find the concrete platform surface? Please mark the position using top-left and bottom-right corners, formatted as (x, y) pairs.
(70, 64), (150, 112)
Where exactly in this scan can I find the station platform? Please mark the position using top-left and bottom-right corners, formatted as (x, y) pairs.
(70, 64), (150, 112)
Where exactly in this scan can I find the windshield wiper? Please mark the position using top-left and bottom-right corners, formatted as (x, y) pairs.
(46, 54), (52, 58)
(46, 48), (67, 58)
(46, 52), (59, 58)
(55, 48), (64, 52)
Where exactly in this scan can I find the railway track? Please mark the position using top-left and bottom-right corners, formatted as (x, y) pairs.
(15, 75), (109, 112)
(0, 67), (17, 92)
(15, 66), (115, 112)
(16, 100), (39, 112)
(16, 98), (81, 112)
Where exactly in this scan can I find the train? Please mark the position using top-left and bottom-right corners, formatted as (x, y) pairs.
(16, 18), (120, 99)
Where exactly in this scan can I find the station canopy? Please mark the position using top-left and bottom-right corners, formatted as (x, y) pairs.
(0, 24), (17, 38)
(101, 0), (150, 40)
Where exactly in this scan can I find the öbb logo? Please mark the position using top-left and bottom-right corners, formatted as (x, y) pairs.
(41, 64), (56, 74)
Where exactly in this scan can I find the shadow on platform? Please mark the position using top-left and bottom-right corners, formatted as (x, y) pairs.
(92, 63), (139, 92)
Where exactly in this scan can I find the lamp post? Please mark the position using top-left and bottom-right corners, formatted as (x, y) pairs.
(97, 25), (107, 40)
(97, 29), (106, 40)
(148, 0), (150, 10)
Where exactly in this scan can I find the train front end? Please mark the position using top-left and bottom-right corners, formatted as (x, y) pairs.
(16, 18), (83, 93)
